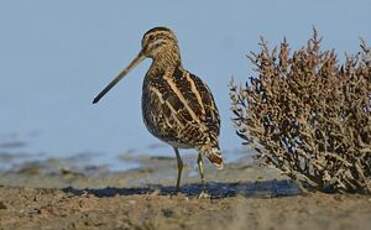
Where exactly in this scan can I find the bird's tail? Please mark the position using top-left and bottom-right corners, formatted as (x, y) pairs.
(199, 145), (224, 170)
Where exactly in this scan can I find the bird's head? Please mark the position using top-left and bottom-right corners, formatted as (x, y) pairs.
(141, 27), (180, 59)
(92, 26), (181, 104)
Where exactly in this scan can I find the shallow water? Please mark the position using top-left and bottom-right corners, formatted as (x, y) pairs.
(0, 135), (251, 172)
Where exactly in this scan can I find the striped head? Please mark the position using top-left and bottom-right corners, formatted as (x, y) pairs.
(92, 26), (181, 104)
(141, 27), (181, 60)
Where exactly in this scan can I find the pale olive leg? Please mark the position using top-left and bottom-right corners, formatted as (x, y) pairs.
(173, 147), (183, 194)
(197, 153), (205, 184)
(197, 153), (210, 198)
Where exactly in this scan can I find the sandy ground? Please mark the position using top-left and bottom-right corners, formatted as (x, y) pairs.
(0, 154), (370, 230)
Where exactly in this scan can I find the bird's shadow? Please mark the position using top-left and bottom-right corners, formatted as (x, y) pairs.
(62, 179), (301, 199)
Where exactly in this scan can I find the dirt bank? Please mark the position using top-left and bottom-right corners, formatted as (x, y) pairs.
(0, 155), (370, 230)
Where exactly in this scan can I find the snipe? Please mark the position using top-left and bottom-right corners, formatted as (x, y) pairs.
(93, 27), (223, 194)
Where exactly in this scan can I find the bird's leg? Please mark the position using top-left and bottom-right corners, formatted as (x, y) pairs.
(197, 153), (210, 198)
(173, 147), (183, 194)
(197, 153), (205, 184)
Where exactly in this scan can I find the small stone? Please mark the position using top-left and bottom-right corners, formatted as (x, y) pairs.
(162, 208), (174, 218)
(0, 201), (7, 209)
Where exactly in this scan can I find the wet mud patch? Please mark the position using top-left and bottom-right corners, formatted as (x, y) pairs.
(63, 179), (300, 199)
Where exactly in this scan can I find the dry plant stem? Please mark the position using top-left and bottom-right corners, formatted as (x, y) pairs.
(230, 29), (371, 194)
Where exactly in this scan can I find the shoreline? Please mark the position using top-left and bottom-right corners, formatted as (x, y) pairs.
(0, 154), (370, 229)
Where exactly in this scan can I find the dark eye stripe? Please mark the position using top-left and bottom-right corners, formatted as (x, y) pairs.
(143, 34), (173, 49)
(143, 40), (166, 53)
(150, 40), (169, 52)
(144, 30), (174, 44)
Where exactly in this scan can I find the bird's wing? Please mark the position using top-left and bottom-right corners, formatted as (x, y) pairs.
(168, 67), (220, 135)
(144, 66), (220, 146)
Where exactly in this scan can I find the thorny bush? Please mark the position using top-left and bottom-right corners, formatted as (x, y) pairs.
(230, 30), (371, 193)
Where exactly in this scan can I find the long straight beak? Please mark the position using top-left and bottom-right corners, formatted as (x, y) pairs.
(92, 51), (145, 104)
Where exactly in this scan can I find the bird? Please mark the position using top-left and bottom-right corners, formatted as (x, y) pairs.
(92, 26), (223, 194)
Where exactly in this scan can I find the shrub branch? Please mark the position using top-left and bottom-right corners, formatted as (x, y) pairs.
(230, 29), (371, 193)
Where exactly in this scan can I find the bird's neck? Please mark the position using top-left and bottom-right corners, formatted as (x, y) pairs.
(148, 49), (182, 76)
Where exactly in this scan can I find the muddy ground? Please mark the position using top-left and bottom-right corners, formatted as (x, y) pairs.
(0, 154), (370, 230)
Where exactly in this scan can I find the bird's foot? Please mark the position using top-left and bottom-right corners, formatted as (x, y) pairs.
(170, 188), (181, 197)
(198, 190), (210, 199)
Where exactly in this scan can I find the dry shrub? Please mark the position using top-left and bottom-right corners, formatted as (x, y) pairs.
(230, 29), (371, 193)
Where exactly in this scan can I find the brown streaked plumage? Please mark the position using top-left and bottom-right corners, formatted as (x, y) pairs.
(93, 26), (223, 193)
